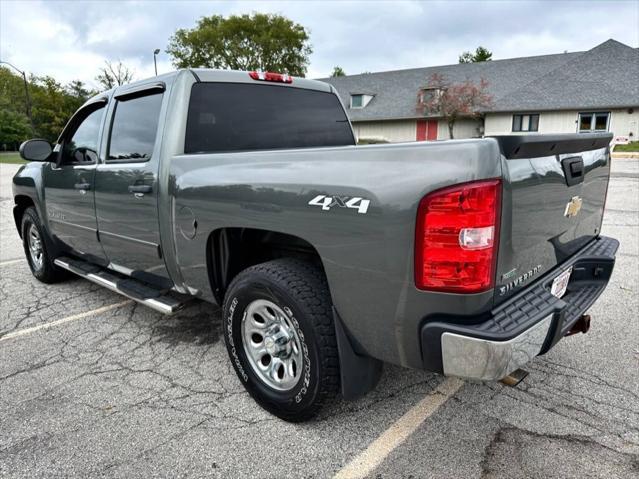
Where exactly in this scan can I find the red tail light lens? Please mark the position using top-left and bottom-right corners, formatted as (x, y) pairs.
(248, 71), (293, 83)
(415, 179), (501, 293)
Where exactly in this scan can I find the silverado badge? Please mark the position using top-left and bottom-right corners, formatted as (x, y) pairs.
(564, 196), (583, 218)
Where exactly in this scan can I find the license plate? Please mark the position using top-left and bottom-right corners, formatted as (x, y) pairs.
(551, 267), (573, 299)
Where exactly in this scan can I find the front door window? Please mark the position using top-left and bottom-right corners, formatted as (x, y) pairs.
(62, 106), (105, 164)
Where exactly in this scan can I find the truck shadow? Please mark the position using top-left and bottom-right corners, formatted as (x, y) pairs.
(149, 301), (222, 347)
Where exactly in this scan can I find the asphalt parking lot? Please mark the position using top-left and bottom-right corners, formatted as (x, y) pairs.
(1, 159), (638, 478)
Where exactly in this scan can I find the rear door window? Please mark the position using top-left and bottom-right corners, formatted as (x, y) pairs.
(185, 83), (354, 154)
(108, 92), (163, 161)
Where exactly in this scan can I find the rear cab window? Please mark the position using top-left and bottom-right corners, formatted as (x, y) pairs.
(108, 92), (163, 161)
(184, 83), (354, 154)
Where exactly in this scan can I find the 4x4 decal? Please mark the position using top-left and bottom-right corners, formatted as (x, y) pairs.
(308, 195), (370, 214)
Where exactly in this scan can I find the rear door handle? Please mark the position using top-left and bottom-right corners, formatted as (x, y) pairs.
(74, 182), (91, 190)
(128, 185), (152, 194)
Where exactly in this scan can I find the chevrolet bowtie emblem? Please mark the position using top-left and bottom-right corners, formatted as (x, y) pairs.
(564, 196), (583, 218)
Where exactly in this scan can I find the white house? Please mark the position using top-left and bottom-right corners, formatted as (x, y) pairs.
(322, 39), (639, 143)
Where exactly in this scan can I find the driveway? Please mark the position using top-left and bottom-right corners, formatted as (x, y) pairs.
(1, 159), (637, 478)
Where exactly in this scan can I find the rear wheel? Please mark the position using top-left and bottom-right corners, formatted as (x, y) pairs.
(223, 258), (339, 422)
(21, 207), (67, 283)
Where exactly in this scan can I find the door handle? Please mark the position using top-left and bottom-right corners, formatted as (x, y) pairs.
(128, 185), (152, 194)
(561, 156), (585, 187)
(74, 182), (91, 190)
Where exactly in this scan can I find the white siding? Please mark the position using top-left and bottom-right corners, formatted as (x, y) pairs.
(484, 109), (639, 139)
(610, 109), (639, 140)
(352, 120), (417, 142)
(436, 119), (481, 140)
(351, 109), (639, 143)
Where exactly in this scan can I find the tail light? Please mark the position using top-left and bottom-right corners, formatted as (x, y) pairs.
(415, 179), (501, 293)
(248, 71), (293, 83)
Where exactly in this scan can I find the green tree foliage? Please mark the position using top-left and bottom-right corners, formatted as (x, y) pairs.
(458, 46), (493, 63)
(330, 66), (346, 77)
(0, 109), (31, 150)
(0, 66), (94, 146)
(167, 13), (312, 77)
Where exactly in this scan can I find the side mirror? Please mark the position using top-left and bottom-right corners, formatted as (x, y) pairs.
(19, 139), (53, 162)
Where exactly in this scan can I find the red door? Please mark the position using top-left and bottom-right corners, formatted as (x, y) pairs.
(416, 120), (438, 141)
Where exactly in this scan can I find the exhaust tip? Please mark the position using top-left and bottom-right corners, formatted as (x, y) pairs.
(500, 368), (529, 387)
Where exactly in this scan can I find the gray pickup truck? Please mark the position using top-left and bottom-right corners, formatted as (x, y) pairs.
(13, 69), (618, 421)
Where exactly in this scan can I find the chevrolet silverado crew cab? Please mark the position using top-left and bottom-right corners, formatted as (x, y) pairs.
(13, 69), (618, 422)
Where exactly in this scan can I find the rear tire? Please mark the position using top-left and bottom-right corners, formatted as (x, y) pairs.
(223, 258), (339, 422)
(21, 207), (67, 283)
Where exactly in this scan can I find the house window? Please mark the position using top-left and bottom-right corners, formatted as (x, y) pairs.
(578, 112), (610, 132)
(512, 114), (540, 132)
(350, 94), (373, 109)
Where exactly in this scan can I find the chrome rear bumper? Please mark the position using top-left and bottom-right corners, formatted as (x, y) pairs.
(440, 314), (553, 380)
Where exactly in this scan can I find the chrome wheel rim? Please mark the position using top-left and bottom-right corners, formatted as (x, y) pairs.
(27, 224), (44, 269)
(241, 299), (303, 391)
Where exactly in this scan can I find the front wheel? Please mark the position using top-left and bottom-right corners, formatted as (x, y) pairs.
(21, 207), (67, 283)
(223, 258), (340, 422)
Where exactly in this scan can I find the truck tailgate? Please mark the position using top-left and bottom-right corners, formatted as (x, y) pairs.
(493, 133), (612, 304)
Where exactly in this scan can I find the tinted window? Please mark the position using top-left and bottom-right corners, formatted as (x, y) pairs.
(185, 83), (354, 154)
(512, 114), (539, 132)
(594, 113), (609, 131)
(529, 114), (539, 132)
(108, 93), (163, 161)
(63, 106), (105, 164)
(578, 112), (610, 132)
(512, 115), (522, 132)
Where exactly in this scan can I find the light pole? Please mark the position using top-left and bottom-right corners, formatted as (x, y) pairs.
(153, 49), (160, 76)
(0, 60), (35, 134)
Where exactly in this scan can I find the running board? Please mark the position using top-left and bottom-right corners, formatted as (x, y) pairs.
(54, 256), (192, 314)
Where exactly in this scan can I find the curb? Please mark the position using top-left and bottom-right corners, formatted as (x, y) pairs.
(611, 152), (639, 159)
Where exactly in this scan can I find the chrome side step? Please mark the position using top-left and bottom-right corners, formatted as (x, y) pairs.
(54, 256), (192, 314)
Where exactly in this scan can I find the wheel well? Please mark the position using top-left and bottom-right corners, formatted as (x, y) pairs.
(206, 228), (324, 303)
(13, 195), (35, 238)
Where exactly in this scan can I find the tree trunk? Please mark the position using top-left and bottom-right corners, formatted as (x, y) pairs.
(448, 120), (455, 139)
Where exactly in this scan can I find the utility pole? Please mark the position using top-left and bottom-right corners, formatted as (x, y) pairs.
(153, 49), (160, 76)
(0, 60), (35, 135)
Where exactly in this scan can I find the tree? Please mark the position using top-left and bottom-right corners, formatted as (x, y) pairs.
(1, 69), (99, 145)
(458, 46), (493, 63)
(417, 73), (492, 139)
(66, 80), (92, 102)
(330, 66), (346, 77)
(167, 13), (312, 77)
(0, 109), (31, 150)
(29, 76), (73, 142)
(95, 60), (134, 90)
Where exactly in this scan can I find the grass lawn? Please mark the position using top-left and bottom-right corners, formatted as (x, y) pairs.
(0, 152), (27, 164)
(613, 141), (639, 152)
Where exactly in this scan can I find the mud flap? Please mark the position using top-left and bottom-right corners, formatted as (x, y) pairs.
(333, 308), (383, 400)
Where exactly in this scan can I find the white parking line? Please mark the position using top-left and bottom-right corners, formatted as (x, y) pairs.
(0, 300), (132, 341)
(333, 377), (464, 479)
(0, 258), (24, 267)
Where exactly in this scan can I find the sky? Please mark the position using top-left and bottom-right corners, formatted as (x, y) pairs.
(1, 0), (638, 89)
